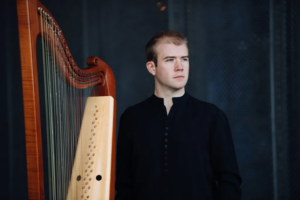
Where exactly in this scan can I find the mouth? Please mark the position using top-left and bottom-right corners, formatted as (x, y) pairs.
(174, 76), (184, 79)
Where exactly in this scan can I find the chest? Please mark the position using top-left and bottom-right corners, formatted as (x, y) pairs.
(132, 107), (211, 155)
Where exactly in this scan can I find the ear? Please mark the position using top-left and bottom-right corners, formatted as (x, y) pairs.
(146, 61), (156, 76)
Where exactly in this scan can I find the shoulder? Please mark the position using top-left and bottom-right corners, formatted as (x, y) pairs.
(186, 94), (228, 123)
(187, 95), (231, 130)
(120, 96), (152, 119)
(124, 96), (150, 112)
(187, 94), (222, 114)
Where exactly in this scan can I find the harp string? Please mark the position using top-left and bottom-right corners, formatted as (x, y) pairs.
(40, 10), (53, 200)
(39, 8), (92, 200)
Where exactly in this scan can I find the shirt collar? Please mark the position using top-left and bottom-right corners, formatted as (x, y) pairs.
(149, 92), (189, 107)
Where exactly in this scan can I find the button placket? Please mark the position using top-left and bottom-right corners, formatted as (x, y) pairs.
(164, 126), (169, 172)
(161, 105), (169, 173)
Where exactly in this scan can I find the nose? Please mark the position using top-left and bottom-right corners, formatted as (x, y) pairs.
(175, 59), (183, 71)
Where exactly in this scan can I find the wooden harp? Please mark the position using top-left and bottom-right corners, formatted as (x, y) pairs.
(16, 0), (116, 199)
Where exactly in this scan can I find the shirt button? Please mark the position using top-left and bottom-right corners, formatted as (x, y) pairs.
(165, 127), (169, 130)
(165, 169), (168, 172)
(165, 145), (168, 148)
(165, 133), (168, 136)
(165, 156), (168, 160)
(165, 139), (168, 142)
(165, 151), (168, 154)
(165, 163), (168, 166)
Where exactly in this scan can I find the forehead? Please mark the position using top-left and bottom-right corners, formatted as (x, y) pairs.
(155, 42), (188, 58)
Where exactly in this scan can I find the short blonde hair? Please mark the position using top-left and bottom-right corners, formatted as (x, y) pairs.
(146, 30), (188, 66)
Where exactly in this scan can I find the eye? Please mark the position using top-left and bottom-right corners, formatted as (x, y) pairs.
(166, 59), (174, 62)
(182, 58), (188, 61)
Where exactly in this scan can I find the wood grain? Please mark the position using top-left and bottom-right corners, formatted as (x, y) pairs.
(67, 97), (115, 200)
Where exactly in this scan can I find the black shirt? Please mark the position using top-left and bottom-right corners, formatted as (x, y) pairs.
(115, 92), (242, 200)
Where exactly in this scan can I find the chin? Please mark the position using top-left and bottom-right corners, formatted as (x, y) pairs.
(172, 84), (186, 90)
(173, 81), (187, 89)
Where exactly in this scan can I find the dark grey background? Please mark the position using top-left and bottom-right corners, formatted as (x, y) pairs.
(1, 0), (299, 199)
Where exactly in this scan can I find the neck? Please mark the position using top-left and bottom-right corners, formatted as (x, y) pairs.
(154, 87), (185, 114)
(154, 87), (185, 99)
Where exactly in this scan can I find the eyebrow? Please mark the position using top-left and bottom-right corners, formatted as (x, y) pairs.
(163, 56), (189, 59)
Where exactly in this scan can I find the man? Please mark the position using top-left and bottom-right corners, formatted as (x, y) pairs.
(115, 30), (242, 200)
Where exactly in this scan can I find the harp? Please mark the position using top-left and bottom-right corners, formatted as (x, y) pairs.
(16, 0), (116, 199)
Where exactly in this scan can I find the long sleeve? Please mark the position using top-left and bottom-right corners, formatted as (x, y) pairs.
(210, 109), (242, 200)
(115, 109), (134, 200)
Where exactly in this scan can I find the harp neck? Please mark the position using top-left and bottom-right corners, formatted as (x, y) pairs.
(17, 0), (116, 97)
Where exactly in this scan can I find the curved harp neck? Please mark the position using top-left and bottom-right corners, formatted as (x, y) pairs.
(17, 0), (116, 97)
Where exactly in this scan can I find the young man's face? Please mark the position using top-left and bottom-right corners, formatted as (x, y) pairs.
(153, 42), (189, 91)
